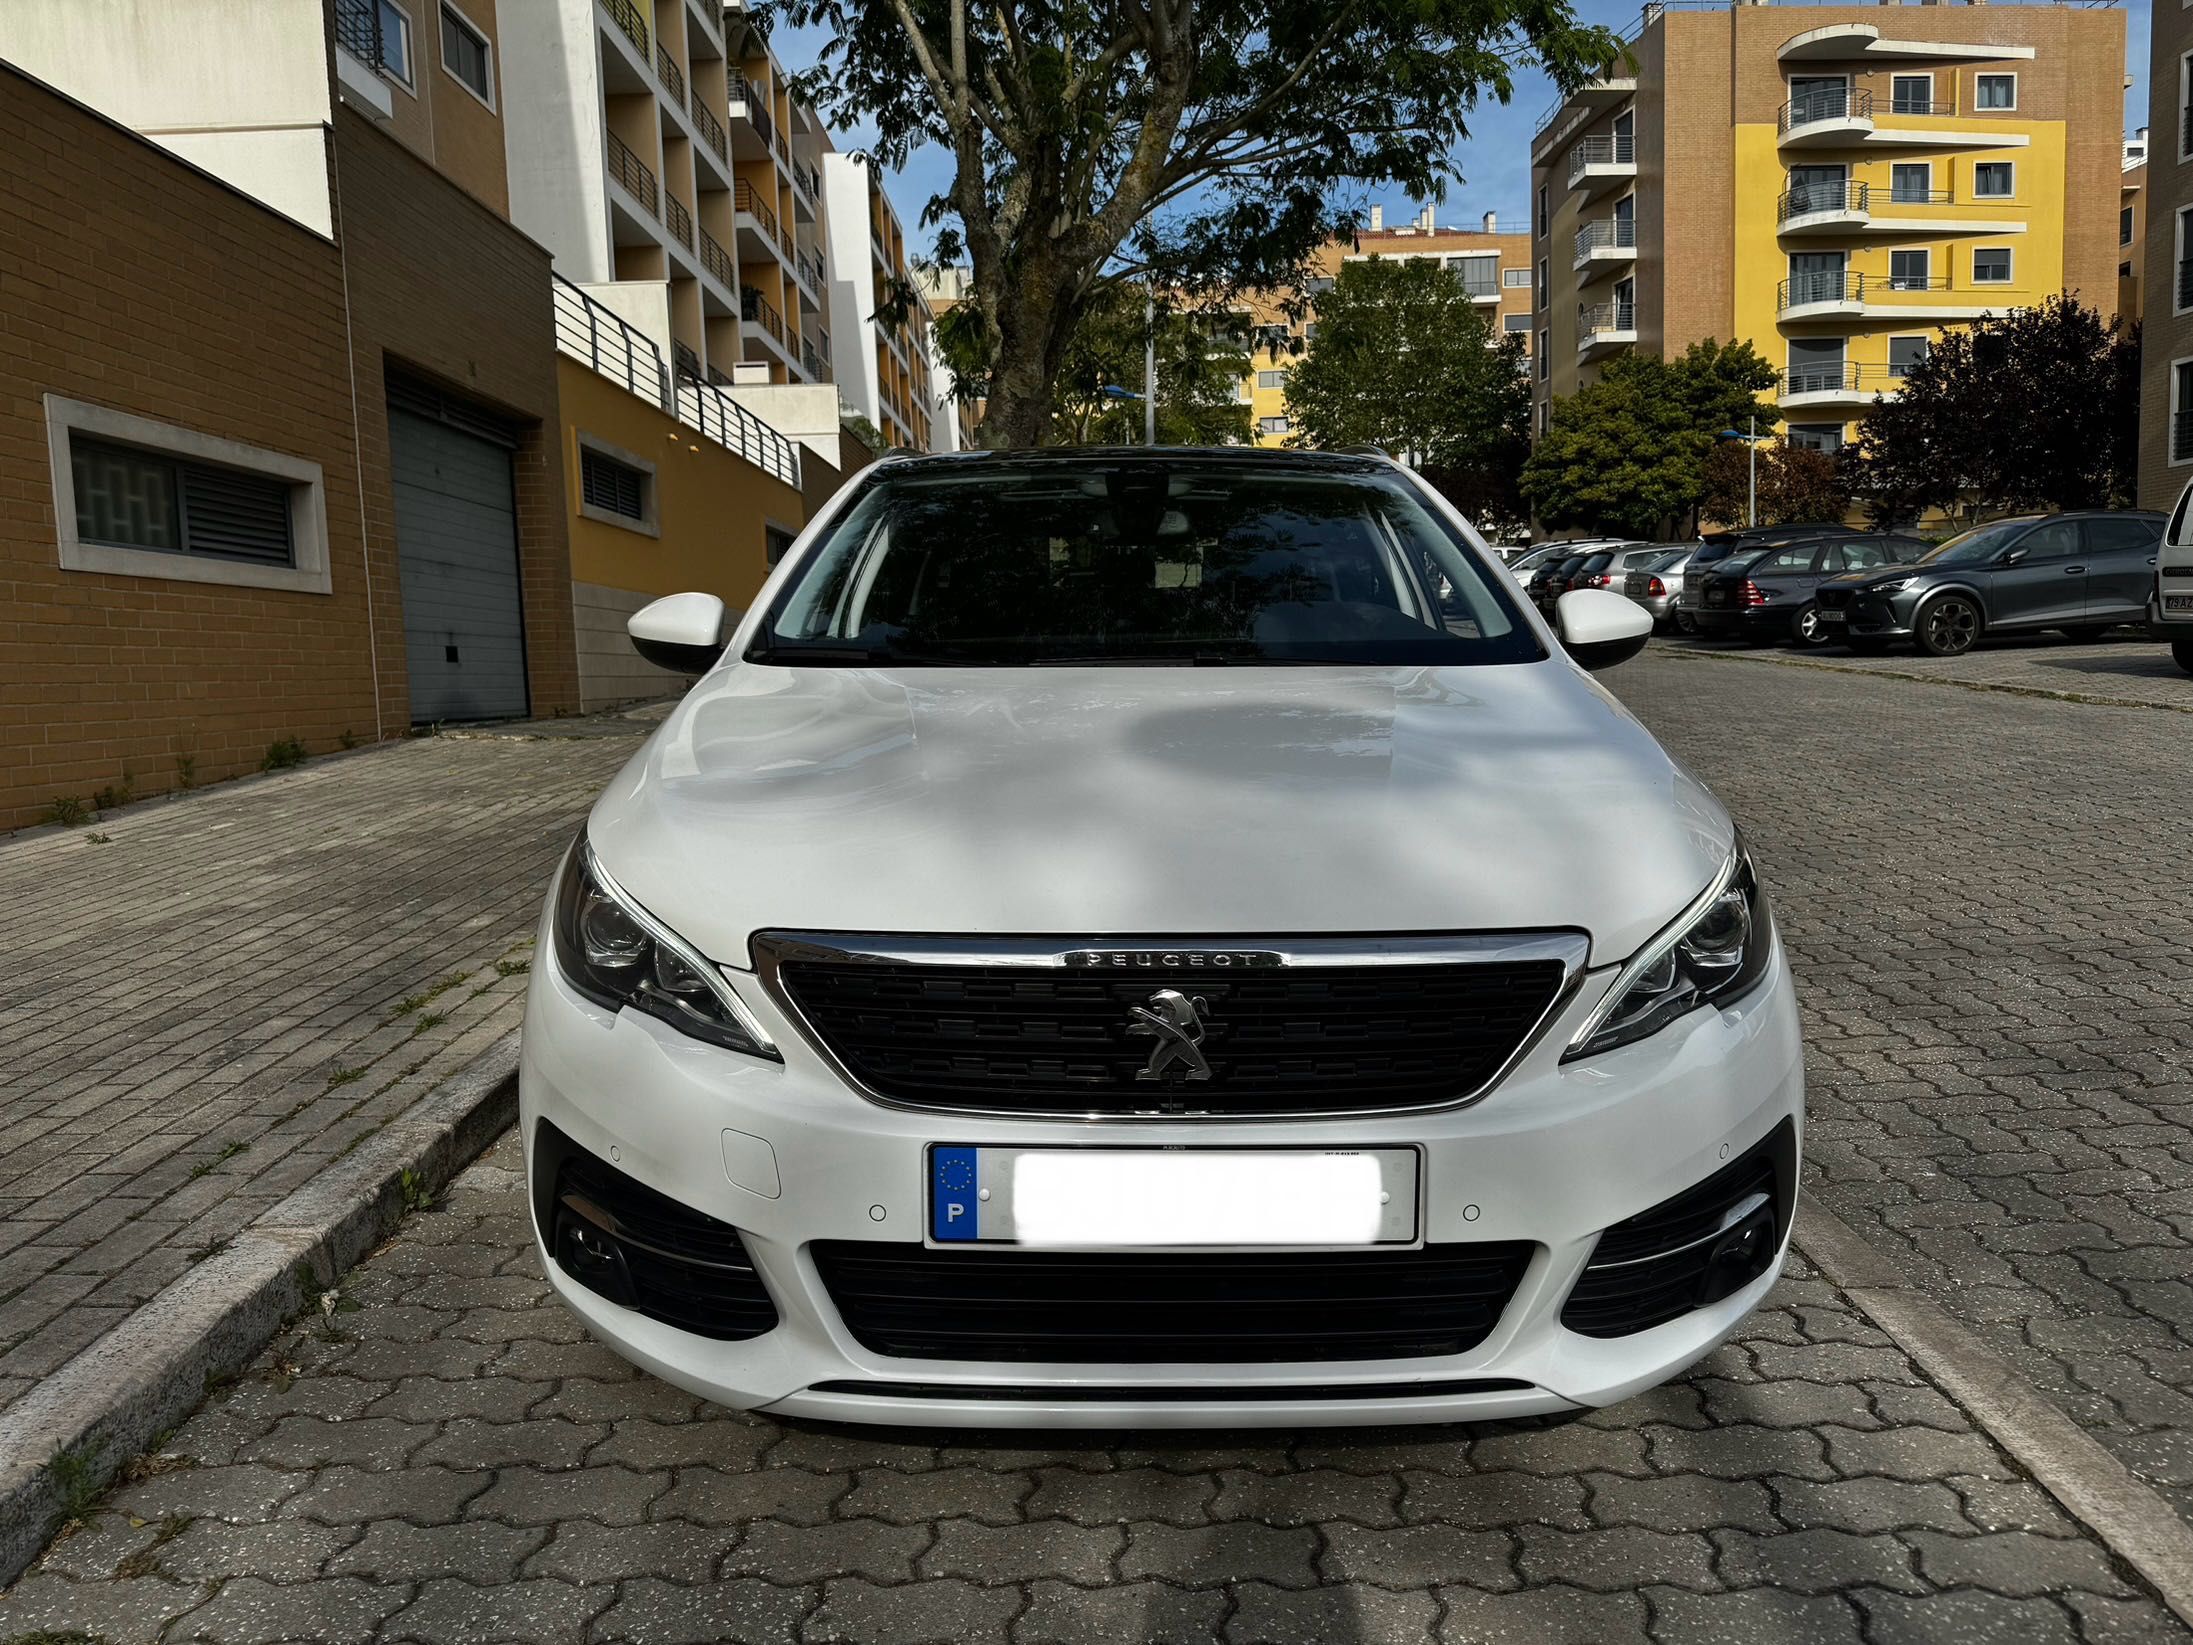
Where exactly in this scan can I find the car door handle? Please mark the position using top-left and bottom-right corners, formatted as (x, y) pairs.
(2063, 565), (2086, 574)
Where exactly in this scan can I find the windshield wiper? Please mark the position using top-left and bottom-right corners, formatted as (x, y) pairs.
(1028, 650), (1262, 667)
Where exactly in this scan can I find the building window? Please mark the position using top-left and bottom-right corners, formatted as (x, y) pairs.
(440, 2), (494, 106)
(2123, 205), (2136, 246)
(1259, 415), (1289, 436)
(1974, 73), (2016, 111)
(1890, 74), (1933, 116)
(1890, 250), (1929, 290)
(378, 0), (414, 87)
(1537, 331), (1550, 379)
(2179, 207), (2193, 312)
(1972, 161), (2014, 200)
(1537, 400), (1550, 436)
(577, 441), (656, 535)
(1787, 423), (1844, 453)
(1504, 313), (1532, 333)
(44, 395), (330, 594)
(1972, 247), (2012, 285)
(1888, 336), (1930, 378)
(766, 524), (797, 564)
(1536, 186), (1548, 238)
(1502, 268), (1529, 288)
(1256, 369), (1286, 389)
(2174, 360), (2193, 465)
(1890, 162), (1932, 204)
(1305, 275), (1334, 294)
(1536, 258), (1549, 311)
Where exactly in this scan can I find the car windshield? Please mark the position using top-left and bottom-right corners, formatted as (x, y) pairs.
(752, 457), (1544, 667)
(1924, 520), (2031, 566)
(1643, 550), (1688, 571)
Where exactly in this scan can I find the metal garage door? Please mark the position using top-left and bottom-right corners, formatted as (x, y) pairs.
(390, 406), (529, 723)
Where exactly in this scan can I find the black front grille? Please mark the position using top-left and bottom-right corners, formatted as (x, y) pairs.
(1561, 1119), (1798, 1339)
(775, 956), (1569, 1116)
(813, 1241), (1533, 1363)
(1816, 586), (1851, 611)
(536, 1123), (779, 1342)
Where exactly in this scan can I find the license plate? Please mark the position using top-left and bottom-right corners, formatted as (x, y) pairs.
(1706, 589), (1728, 607)
(927, 1146), (1420, 1247)
(2168, 595), (2193, 613)
(1819, 608), (1846, 623)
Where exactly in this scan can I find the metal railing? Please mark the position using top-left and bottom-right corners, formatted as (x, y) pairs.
(656, 42), (686, 108)
(1455, 274), (1500, 299)
(1779, 180), (1866, 221)
(1578, 300), (1637, 337)
(1781, 86), (1873, 133)
(692, 99), (728, 164)
(1778, 270), (1950, 310)
(700, 226), (735, 289)
(672, 340), (702, 382)
(738, 78), (776, 151)
(1574, 217), (1637, 261)
(607, 129), (658, 216)
(742, 287), (785, 345)
(735, 179), (779, 244)
(602, 0), (648, 54)
(1890, 88), (1952, 117)
(554, 274), (799, 489)
(794, 161), (821, 201)
(1566, 133), (1635, 185)
(1780, 361), (1866, 397)
(801, 340), (824, 380)
(815, 327), (831, 364)
(797, 247), (825, 291)
(665, 192), (694, 250)
(334, 0), (383, 67)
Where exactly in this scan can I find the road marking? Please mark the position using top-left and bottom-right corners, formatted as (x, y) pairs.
(1797, 1200), (2193, 1629)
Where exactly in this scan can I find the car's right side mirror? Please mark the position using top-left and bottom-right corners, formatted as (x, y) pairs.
(1555, 588), (1653, 672)
(627, 592), (728, 674)
(1998, 546), (2029, 566)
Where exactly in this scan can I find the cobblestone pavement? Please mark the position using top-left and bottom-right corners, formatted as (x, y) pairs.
(1, 1132), (2178, 1645)
(0, 723), (643, 1419)
(1620, 645), (2193, 1523)
(1665, 627), (2193, 711)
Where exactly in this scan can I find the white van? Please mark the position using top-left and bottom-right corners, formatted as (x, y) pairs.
(2160, 479), (2193, 675)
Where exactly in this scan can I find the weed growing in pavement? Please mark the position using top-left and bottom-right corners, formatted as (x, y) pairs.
(339, 728), (359, 749)
(388, 972), (469, 1020)
(91, 779), (131, 812)
(45, 796), (89, 828)
(324, 1065), (365, 1089)
(43, 1442), (105, 1536)
(399, 1167), (437, 1214)
(113, 1512), (193, 1579)
(186, 1238), (229, 1265)
(495, 957), (531, 977)
(0, 1629), (104, 1644)
(409, 1010), (449, 1038)
(261, 737), (307, 771)
(175, 753), (196, 789)
(84, 832), (113, 846)
(329, 1130), (365, 1162)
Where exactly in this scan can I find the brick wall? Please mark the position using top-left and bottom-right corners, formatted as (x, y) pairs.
(0, 67), (369, 831)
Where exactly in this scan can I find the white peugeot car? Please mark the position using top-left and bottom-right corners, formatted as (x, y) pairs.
(521, 448), (1803, 1428)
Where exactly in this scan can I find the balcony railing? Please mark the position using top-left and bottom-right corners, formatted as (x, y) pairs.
(665, 193), (694, 251)
(1574, 217), (1637, 261)
(1579, 301), (1637, 335)
(602, 0), (648, 54)
(700, 226), (734, 289)
(794, 161), (821, 202)
(1890, 88), (1952, 117)
(735, 179), (780, 245)
(334, 0), (383, 67)
(656, 42), (686, 109)
(1781, 86), (1872, 134)
(802, 340), (823, 379)
(742, 287), (785, 346)
(1778, 181), (1866, 221)
(554, 274), (799, 489)
(607, 129), (658, 217)
(797, 247), (824, 291)
(692, 99), (728, 165)
(1780, 361), (1865, 397)
(1566, 133), (1635, 186)
(1778, 271), (1951, 310)
(738, 78), (776, 151)
(815, 327), (831, 364)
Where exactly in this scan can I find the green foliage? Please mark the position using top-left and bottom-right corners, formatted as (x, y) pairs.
(84, 832), (113, 847)
(767, 0), (1622, 444)
(1702, 437), (1851, 530)
(43, 1441), (105, 1532)
(174, 753), (197, 789)
(262, 737), (307, 772)
(1521, 341), (1776, 536)
(1053, 286), (1252, 446)
(399, 1167), (437, 1215)
(91, 780), (131, 813)
(840, 412), (887, 456)
(1847, 296), (2135, 524)
(45, 796), (90, 828)
(1280, 256), (1531, 529)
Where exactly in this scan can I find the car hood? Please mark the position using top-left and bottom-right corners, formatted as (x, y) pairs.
(1818, 568), (1932, 591)
(588, 662), (1735, 968)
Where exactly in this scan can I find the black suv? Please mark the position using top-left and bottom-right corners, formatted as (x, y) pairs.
(1815, 511), (2165, 656)
(1691, 533), (1932, 646)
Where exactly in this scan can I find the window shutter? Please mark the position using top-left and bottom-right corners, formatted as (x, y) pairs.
(581, 449), (646, 521)
(181, 465), (294, 565)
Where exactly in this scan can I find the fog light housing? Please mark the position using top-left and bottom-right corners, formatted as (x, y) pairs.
(1694, 1192), (1776, 1307)
(554, 1201), (636, 1308)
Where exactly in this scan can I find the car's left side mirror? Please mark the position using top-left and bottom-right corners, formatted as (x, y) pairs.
(1555, 588), (1654, 672)
(628, 592), (728, 674)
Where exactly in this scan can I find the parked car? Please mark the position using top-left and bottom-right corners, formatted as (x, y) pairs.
(1623, 549), (1696, 631)
(2153, 481), (2193, 675)
(1532, 550), (1617, 616)
(1505, 542), (1575, 583)
(1815, 511), (2165, 657)
(528, 446), (1798, 1427)
(1688, 522), (1847, 577)
(1574, 545), (1680, 592)
(1524, 551), (1591, 611)
(1690, 534), (1932, 646)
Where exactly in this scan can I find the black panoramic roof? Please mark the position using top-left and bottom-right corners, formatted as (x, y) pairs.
(874, 445), (1391, 475)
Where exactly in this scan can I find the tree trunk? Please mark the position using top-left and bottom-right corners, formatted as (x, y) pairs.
(979, 266), (1081, 448)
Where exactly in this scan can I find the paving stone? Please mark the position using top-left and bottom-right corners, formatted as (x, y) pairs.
(151, 1516), (354, 1582)
(591, 1576), (815, 1644)
(1013, 1579), (1229, 1645)
(1516, 1525), (1715, 1592)
(1819, 1426), (2017, 1482)
(384, 1576), (605, 1644)
(1472, 1421), (1652, 1478)
(1905, 1529), (2137, 1598)
(411, 1416), (610, 1469)
(586, 1414), (780, 1471)
(1222, 1582), (1440, 1645)
(1646, 1424), (1834, 1481)
(235, 1414), (433, 1469)
(114, 1463), (305, 1525)
(1769, 1477), (1974, 1535)
(1713, 1528), (1929, 1595)
(1642, 1586), (1867, 1645)
(1437, 1585), (1652, 1644)
(1403, 1468), (1592, 1531)
(464, 1465), (667, 1526)
(1213, 1466), (1404, 1527)
(653, 1464), (850, 1527)
(922, 1519), (1124, 1584)
(804, 1576), (1019, 1645)
(1321, 1521), (1517, 1589)
(1853, 1588), (2081, 1645)
(170, 1575), (407, 1644)
(1120, 1522), (1320, 1588)
(1584, 1474), (1779, 1534)
(1023, 1465), (1212, 1526)
(723, 1518), (931, 1583)
(0, 1572), (201, 1645)
(842, 1465), (1034, 1525)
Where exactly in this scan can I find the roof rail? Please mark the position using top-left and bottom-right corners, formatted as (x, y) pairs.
(1336, 443), (1393, 460)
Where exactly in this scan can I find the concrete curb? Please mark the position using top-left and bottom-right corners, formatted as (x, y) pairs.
(0, 1034), (521, 1585)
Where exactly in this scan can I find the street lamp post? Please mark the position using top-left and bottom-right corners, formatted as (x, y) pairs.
(1717, 414), (1763, 529)
(1144, 294), (1157, 447)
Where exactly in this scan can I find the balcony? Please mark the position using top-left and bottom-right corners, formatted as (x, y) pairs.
(699, 227), (735, 291)
(607, 129), (658, 218)
(1777, 361), (1901, 411)
(1572, 216), (1637, 279)
(735, 179), (781, 248)
(1777, 180), (1870, 234)
(1779, 22), (2037, 66)
(692, 100), (729, 167)
(672, 339), (702, 383)
(795, 160), (822, 204)
(1567, 133), (1636, 198)
(815, 327), (831, 366)
(1778, 270), (1978, 321)
(333, 0), (395, 117)
(733, 77), (777, 157)
(665, 193), (694, 251)
(602, 0), (648, 55)
(1780, 87), (1873, 148)
(1577, 300), (1637, 360)
(802, 339), (826, 380)
(656, 42), (686, 110)
(741, 287), (785, 348)
(797, 247), (825, 296)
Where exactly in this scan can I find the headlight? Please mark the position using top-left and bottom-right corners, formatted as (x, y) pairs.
(551, 835), (778, 1060)
(1564, 845), (1774, 1061)
(1867, 577), (1916, 597)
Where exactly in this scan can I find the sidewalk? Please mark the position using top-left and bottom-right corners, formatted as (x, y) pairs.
(0, 720), (645, 1487)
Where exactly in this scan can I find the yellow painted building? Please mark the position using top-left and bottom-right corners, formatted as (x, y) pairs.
(1528, 0), (2125, 455)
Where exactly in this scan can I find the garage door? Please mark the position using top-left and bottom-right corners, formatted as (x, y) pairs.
(390, 406), (529, 723)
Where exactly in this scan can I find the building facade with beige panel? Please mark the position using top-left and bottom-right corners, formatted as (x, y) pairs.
(1530, 0), (2125, 456)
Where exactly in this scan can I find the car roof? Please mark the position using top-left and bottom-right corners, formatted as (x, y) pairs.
(868, 446), (1393, 477)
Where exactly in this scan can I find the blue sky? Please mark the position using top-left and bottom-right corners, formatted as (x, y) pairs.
(777, 0), (2149, 259)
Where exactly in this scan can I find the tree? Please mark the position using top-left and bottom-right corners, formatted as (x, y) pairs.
(1279, 256), (1531, 527)
(768, 0), (1622, 447)
(1520, 340), (1777, 536)
(1052, 286), (1253, 445)
(1846, 295), (2136, 522)
(1702, 437), (1850, 530)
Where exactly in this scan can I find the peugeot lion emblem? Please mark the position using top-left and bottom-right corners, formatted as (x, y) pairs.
(1128, 988), (1212, 1082)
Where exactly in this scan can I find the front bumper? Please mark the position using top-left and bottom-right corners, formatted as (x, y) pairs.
(1691, 604), (1789, 638)
(519, 928), (1805, 1428)
(1824, 591), (1919, 638)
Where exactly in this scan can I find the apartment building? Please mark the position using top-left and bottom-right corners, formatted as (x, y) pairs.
(2121, 140), (2145, 331)
(823, 153), (938, 450)
(498, 0), (832, 392)
(1529, 0), (2124, 455)
(1239, 209), (1534, 447)
(0, 2), (582, 828)
(2141, 5), (2193, 506)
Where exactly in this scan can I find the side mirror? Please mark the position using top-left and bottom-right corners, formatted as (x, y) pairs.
(1555, 588), (1653, 672)
(628, 592), (728, 674)
(1997, 546), (2029, 566)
